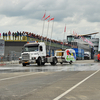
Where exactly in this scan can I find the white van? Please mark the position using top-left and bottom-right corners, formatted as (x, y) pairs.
(84, 52), (91, 60)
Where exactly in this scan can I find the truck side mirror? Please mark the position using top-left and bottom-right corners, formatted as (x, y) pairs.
(22, 48), (23, 52)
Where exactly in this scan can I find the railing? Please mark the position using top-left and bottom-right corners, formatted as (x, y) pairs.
(0, 56), (19, 62)
(0, 35), (72, 49)
(0, 36), (27, 41)
(27, 37), (71, 49)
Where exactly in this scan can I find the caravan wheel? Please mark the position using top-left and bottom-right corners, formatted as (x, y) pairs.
(60, 62), (63, 64)
(69, 61), (72, 64)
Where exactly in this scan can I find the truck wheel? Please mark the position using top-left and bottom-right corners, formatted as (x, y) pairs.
(51, 57), (57, 65)
(54, 57), (57, 65)
(37, 57), (42, 66)
(60, 62), (63, 64)
(22, 63), (26, 66)
(26, 63), (30, 66)
(50, 62), (53, 65)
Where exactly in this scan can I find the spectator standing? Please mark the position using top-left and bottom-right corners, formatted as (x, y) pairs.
(3, 32), (5, 40)
(5, 32), (7, 40)
(22, 31), (24, 40)
(8, 31), (11, 40)
(17, 31), (19, 40)
(23, 31), (25, 40)
(24, 32), (27, 40)
(15, 32), (17, 40)
(12, 32), (14, 40)
(19, 31), (22, 40)
(97, 52), (100, 62)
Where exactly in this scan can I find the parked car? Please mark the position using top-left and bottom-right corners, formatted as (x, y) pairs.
(19, 56), (22, 63)
(84, 52), (91, 60)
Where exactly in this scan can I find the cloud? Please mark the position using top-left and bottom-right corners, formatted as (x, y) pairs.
(0, 0), (100, 40)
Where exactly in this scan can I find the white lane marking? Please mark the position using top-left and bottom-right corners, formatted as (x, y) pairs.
(53, 66), (100, 100)
(0, 72), (44, 81)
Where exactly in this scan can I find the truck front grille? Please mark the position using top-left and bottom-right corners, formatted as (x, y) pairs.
(22, 53), (29, 60)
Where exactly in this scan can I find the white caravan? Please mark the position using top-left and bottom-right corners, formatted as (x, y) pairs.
(55, 49), (76, 64)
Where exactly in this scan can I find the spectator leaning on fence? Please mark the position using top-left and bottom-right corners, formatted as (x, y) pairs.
(12, 32), (14, 40)
(3, 32), (5, 40)
(5, 32), (7, 40)
(8, 31), (11, 40)
(17, 31), (19, 40)
(15, 32), (17, 40)
(19, 31), (22, 40)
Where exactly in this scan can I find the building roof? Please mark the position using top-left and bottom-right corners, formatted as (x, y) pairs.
(81, 32), (99, 36)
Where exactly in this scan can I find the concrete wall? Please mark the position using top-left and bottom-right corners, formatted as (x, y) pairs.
(5, 46), (22, 56)
(5, 41), (27, 56)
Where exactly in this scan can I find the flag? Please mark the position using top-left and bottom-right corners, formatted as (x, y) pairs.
(45, 15), (50, 20)
(73, 31), (75, 36)
(64, 25), (66, 32)
(41, 12), (46, 20)
(48, 17), (54, 22)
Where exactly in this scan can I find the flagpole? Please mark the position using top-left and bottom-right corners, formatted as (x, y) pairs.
(46, 17), (50, 43)
(49, 19), (54, 54)
(62, 31), (65, 49)
(62, 24), (66, 49)
(41, 10), (46, 42)
(41, 20), (45, 42)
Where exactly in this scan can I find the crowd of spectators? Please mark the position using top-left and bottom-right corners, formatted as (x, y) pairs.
(0, 31), (76, 47)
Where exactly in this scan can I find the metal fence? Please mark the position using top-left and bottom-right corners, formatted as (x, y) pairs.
(0, 51), (21, 62)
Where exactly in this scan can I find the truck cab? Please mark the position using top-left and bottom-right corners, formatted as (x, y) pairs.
(21, 41), (46, 66)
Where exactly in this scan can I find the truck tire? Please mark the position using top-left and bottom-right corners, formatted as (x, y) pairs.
(42, 62), (45, 65)
(22, 63), (26, 66)
(37, 57), (42, 66)
(51, 57), (57, 65)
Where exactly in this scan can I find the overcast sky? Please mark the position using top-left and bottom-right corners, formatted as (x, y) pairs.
(0, 0), (100, 40)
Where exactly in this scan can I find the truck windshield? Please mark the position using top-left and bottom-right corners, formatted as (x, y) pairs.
(23, 46), (38, 52)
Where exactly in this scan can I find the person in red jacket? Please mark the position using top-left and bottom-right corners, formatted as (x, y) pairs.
(97, 52), (100, 62)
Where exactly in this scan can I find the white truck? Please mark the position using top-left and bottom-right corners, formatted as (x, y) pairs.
(21, 41), (76, 66)
(21, 41), (57, 66)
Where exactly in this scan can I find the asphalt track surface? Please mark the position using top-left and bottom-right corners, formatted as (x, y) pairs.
(0, 60), (100, 100)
